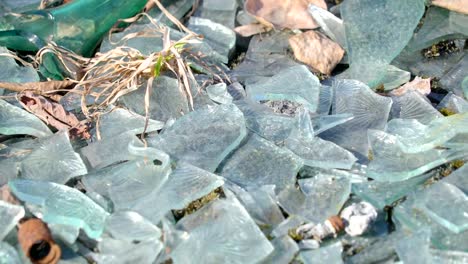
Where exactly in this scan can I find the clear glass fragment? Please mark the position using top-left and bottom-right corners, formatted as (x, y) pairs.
(437, 92), (468, 114)
(395, 229), (432, 264)
(206, 83), (233, 104)
(0, 201), (24, 241)
(391, 90), (442, 124)
(148, 104), (247, 172)
(187, 17), (236, 58)
(307, 4), (346, 48)
(298, 241), (343, 264)
(9, 179), (109, 239)
(0, 242), (21, 264)
(105, 211), (161, 242)
(261, 236), (299, 264)
(94, 236), (163, 264)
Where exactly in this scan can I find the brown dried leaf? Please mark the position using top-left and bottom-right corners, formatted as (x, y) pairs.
(245, 0), (326, 30)
(234, 23), (272, 37)
(431, 0), (468, 15)
(18, 92), (90, 139)
(289, 30), (344, 74)
(390, 77), (432, 96)
(0, 80), (75, 94)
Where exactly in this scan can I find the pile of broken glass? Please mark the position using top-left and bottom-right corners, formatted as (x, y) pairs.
(1, 0), (467, 263)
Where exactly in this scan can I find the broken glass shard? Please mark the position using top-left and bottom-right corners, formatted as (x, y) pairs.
(95, 108), (164, 139)
(317, 85), (333, 114)
(391, 90), (442, 124)
(171, 192), (273, 264)
(443, 164), (468, 194)
(20, 132), (87, 184)
(121, 76), (189, 122)
(130, 162), (224, 224)
(320, 79), (392, 156)
(308, 4), (346, 48)
(285, 109), (357, 169)
(341, 0), (425, 86)
(246, 65), (321, 112)
(0, 46), (39, 94)
(0, 201), (24, 241)
(221, 134), (303, 191)
(431, 249), (468, 263)
(270, 215), (304, 239)
(148, 104), (247, 172)
(0, 242), (21, 264)
(367, 129), (468, 182)
(206, 83), (233, 104)
(440, 53), (468, 96)
(418, 182), (468, 234)
(187, 17), (236, 59)
(105, 211), (161, 242)
(261, 236), (299, 264)
(9, 179), (109, 239)
(278, 175), (351, 223)
(437, 92), (468, 114)
(0, 99), (52, 138)
(95, 237), (163, 264)
(395, 229), (431, 264)
(80, 132), (144, 169)
(298, 241), (343, 264)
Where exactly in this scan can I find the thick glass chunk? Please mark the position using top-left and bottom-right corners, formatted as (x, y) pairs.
(341, 0), (425, 86)
(206, 83), (233, 105)
(0, 99), (51, 138)
(171, 192), (273, 264)
(0, 242), (21, 264)
(298, 241), (343, 264)
(105, 211), (161, 242)
(278, 175), (351, 223)
(246, 65), (321, 112)
(20, 132), (87, 184)
(395, 229), (432, 264)
(0, 201), (24, 241)
(391, 90), (442, 124)
(220, 134), (303, 191)
(0, 46), (39, 94)
(94, 237), (163, 264)
(285, 109), (357, 169)
(437, 92), (468, 114)
(9, 179), (109, 239)
(148, 104), (247, 172)
(261, 236), (299, 264)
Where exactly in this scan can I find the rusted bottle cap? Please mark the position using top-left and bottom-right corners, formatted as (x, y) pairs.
(17, 218), (61, 264)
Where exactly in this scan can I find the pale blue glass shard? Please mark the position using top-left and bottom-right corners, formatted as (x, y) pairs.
(393, 189), (468, 251)
(80, 132), (144, 169)
(144, 0), (195, 27)
(221, 134), (303, 191)
(121, 76), (189, 122)
(440, 53), (468, 96)
(82, 157), (171, 209)
(0, 201), (24, 241)
(105, 211), (161, 242)
(318, 85), (333, 114)
(278, 175), (351, 223)
(0, 99), (52, 138)
(235, 99), (295, 143)
(444, 164), (468, 194)
(20, 132), (87, 184)
(380, 65), (411, 91)
(147, 104), (246, 172)
(391, 90), (442, 124)
(246, 65), (321, 112)
(352, 172), (433, 209)
(320, 79), (392, 156)
(437, 93), (468, 114)
(299, 166), (368, 184)
(95, 237), (163, 264)
(131, 162), (224, 224)
(367, 130), (468, 182)
(341, 0), (425, 86)
(0, 47), (39, 95)
(49, 223), (80, 245)
(347, 231), (403, 264)
(417, 182), (468, 234)
(405, 7), (468, 53)
(385, 113), (468, 153)
(227, 82), (246, 101)
(0, 242), (21, 264)
(9, 179), (109, 239)
(172, 193), (273, 264)
(261, 236), (299, 264)
(286, 109), (357, 170)
(311, 113), (354, 136)
(430, 249), (468, 263)
(0, 138), (41, 185)
(298, 241), (343, 264)
(197, 0), (237, 28)
(95, 108), (164, 139)
(270, 215), (304, 239)
(206, 83), (233, 104)
(395, 229), (432, 264)
(226, 183), (284, 234)
(464, 77), (468, 100)
(187, 17), (236, 58)
(308, 4), (346, 48)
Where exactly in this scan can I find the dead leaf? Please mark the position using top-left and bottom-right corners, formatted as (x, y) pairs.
(289, 30), (344, 74)
(18, 92), (90, 139)
(0, 80), (75, 95)
(245, 0), (327, 30)
(431, 0), (468, 15)
(390, 77), (432, 96)
(234, 23), (272, 37)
